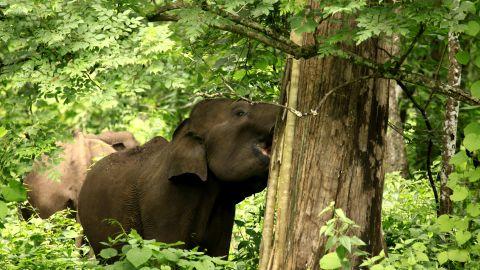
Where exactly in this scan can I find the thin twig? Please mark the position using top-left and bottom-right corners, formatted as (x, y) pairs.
(423, 43), (448, 110)
(387, 121), (412, 143)
(434, 43), (448, 81)
(83, 72), (105, 91)
(377, 44), (393, 58)
(394, 23), (426, 71)
(310, 75), (376, 115)
(396, 80), (439, 210)
(205, 6), (294, 48)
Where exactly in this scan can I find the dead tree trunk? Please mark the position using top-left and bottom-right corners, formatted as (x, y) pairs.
(438, 13), (462, 215)
(259, 8), (389, 270)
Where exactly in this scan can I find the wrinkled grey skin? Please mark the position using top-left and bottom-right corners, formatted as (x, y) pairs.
(85, 131), (139, 151)
(78, 99), (279, 256)
(22, 131), (139, 220)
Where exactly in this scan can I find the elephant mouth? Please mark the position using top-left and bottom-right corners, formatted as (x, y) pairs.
(253, 140), (272, 166)
(253, 128), (274, 165)
(256, 143), (271, 157)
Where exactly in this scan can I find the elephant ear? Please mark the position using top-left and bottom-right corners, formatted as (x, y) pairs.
(167, 119), (208, 182)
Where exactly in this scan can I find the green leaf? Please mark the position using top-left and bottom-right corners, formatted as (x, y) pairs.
(455, 231), (472, 246)
(349, 236), (365, 246)
(450, 186), (469, 201)
(415, 251), (429, 262)
(0, 201), (8, 220)
(450, 151), (468, 167)
(471, 81), (480, 98)
(412, 243), (426, 252)
(319, 252), (342, 269)
(474, 57), (480, 68)
(62, 230), (79, 238)
(459, 1), (476, 14)
(335, 208), (348, 221)
(338, 236), (351, 252)
(448, 249), (470, 262)
(465, 168), (480, 182)
(464, 122), (480, 135)
(464, 134), (480, 151)
(0, 126), (7, 138)
(437, 251), (448, 265)
(454, 218), (469, 232)
(436, 215), (453, 232)
(1, 181), (27, 202)
(161, 249), (180, 262)
(100, 248), (118, 259)
(466, 203), (480, 217)
(370, 265), (384, 270)
(455, 51), (470, 65)
(126, 247), (152, 268)
(232, 69), (246, 81)
(465, 21), (480, 36)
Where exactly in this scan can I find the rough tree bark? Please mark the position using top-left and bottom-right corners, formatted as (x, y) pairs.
(386, 82), (408, 177)
(438, 8), (462, 215)
(259, 5), (389, 270)
(385, 36), (409, 177)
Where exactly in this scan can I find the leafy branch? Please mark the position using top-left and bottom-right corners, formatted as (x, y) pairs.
(147, 2), (316, 58)
(147, 3), (480, 107)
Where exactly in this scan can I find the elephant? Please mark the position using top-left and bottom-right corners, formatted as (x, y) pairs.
(22, 131), (139, 220)
(78, 98), (279, 256)
(85, 131), (139, 151)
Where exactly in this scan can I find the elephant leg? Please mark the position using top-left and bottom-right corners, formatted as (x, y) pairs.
(201, 200), (236, 256)
(75, 212), (96, 258)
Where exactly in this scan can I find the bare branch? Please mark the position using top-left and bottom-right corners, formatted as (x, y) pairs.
(150, 2), (188, 15)
(307, 75), (377, 116)
(205, 6), (293, 48)
(396, 80), (439, 210)
(212, 23), (305, 58)
(400, 73), (480, 106)
(387, 121), (412, 143)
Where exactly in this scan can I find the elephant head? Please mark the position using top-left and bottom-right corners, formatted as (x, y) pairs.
(167, 98), (278, 199)
(86, 131), (139, 151)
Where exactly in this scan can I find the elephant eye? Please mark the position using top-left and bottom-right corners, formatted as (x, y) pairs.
(235, 110), (247, 117)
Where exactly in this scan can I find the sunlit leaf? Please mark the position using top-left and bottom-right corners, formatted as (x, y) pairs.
(319, 252), (342, 269)
(126, 247), (152, 268)
(455, 51), (470, 65)
(450, 186), (469, 202)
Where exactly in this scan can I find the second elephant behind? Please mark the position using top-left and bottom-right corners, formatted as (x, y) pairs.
(23, 131), (139, 219)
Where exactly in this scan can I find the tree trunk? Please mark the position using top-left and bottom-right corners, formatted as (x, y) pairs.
(259, 9), (389, 270)
(385, 35), (409, 177)
(438, 18), (462, 215)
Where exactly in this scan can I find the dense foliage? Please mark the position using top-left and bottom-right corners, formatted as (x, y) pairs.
(1, 0), (480, 269)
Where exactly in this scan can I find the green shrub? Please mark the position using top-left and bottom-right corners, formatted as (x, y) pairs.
(382, 172), (436, 248)
(230, 192), (265, 270)
(0, 207), (98, 269)
(99, 230), (235, 270)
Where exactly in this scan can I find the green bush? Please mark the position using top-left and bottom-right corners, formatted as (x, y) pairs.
(229, 191), (265, 270)
(0, 207), (98, 269)
(382, 172), (436, 248)
(99, 230), (234, 270)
